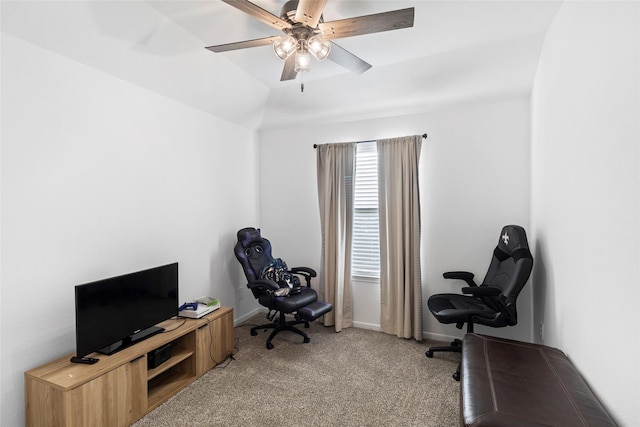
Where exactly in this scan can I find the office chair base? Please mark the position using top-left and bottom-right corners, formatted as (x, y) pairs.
(425, 338), (462, 358)
(266, 324), (310, 349)
(251, 312), (311, 349)
(426, 339), (462, 381)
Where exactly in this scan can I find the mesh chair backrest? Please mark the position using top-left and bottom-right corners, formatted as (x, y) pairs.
(481, 225), (533, 324)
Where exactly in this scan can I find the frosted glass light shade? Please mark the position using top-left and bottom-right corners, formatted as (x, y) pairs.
(294, 51), (311, 73)
(273, 35), (297, 60)
(308, 35), (331, 61)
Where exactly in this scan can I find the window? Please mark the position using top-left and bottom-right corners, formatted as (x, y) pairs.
(352, 141), (380, 278)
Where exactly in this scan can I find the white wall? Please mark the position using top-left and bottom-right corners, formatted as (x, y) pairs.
(531, 1), (639, 425)
(258, 98), (532, 341)
(1, 34), (260, 426)
(1, 1), (270, 130)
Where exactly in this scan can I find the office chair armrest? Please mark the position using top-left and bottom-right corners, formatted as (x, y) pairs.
(290, 266), (316, 277)
(443, 271), (478, 287)
(461, 286), (502, 296)
(247, 279), (281, 291)
(289, 267), (317, 287)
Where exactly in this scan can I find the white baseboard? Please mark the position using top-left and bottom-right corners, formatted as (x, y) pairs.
(352, 321), (382, 331)
(347, 321), (462, 343)
(235, 310), (460, 345)
(233, 307), (266, 326)
(422, 330), (462, 343)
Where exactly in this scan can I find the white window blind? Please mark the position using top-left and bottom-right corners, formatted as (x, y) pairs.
(352, 141), (380, 278)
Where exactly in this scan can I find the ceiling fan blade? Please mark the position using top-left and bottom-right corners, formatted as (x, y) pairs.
(328, 42), (372, 74)
(221, 0), (292, 31)
(318, 7), (414, 40)
(294, 0), (327, 29)
(280, 55), (297, 81)
(205, 36), (281, 53)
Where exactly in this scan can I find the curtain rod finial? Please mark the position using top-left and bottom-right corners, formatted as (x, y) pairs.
(422, 133), (427, 139)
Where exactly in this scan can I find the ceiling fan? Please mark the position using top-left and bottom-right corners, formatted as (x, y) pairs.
(205, 0), (414, 90)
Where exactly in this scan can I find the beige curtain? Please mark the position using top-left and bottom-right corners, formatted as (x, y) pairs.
(316, 142), (356, 332)
(378, 135), (423, 340)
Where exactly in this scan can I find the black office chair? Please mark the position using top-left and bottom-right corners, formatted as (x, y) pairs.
(425, 225), (533, 380)
(234, 227), (332, 349)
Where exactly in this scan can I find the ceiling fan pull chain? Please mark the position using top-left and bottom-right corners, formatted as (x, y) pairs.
(300, 73), (304, 93)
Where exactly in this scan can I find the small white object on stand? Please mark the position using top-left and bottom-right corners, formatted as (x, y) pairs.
(178, 303), (219, 319)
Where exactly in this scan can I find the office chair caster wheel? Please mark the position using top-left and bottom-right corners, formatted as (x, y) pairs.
(304, 337), (310, 343)
(425, 350), (433, 358)
(266, 342), (274, 350)
(453, 371), (460, 381)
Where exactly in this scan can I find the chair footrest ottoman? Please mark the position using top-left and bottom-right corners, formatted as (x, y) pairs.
(298, 301), (332, 321)
(461, 333), (616, 426)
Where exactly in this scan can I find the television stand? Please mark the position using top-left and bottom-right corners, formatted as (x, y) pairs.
(25, 307), (233, 427)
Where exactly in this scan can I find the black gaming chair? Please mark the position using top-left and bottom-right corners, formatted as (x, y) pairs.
(234, 227), (332, 349)
(425, 225), (533, 380)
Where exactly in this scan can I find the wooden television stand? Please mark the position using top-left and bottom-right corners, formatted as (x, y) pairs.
(25, 307), (234, 427)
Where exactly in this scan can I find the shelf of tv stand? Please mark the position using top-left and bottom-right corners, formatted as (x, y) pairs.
(146, 344), (195, 410)
(25, 306), (234, 427)
(147, 348), (193, 381)
(147, 366), (193, 409)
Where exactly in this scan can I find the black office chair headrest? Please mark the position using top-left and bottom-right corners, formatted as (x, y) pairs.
(495, 225), (531, 261)
(237, 227), (263, 248)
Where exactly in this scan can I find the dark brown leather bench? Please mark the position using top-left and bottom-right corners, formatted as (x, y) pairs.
(461, 333), (617, 426)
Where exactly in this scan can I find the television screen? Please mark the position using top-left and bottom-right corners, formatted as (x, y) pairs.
(74, 263), (178, 360)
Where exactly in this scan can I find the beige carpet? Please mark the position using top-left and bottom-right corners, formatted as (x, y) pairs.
(134, 314), (460, 426)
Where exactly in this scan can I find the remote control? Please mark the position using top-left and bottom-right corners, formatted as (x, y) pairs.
(70, 356), (99, 364)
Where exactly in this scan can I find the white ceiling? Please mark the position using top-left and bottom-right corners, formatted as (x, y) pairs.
(2, 1), (562, 131)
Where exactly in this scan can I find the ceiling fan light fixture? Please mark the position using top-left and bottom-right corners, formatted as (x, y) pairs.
(208, 2), (415, 87)
(294, 51), (311, 73)
(273, 35), (297, 60)
(307, 35), (331, 61)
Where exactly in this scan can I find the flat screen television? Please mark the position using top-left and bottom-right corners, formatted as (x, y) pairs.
(72, 262), (179, 364)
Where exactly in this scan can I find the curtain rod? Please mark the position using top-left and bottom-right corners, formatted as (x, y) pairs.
(313, 133), (427, 148)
